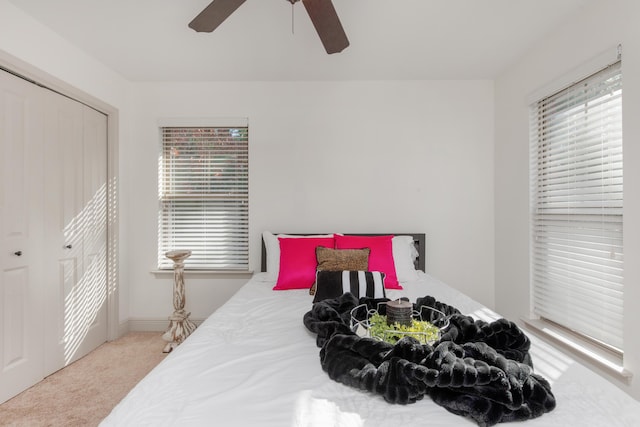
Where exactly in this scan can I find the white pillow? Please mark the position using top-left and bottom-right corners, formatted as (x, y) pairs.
(392, 235), (420, 282)
(262, 231), (334, 281)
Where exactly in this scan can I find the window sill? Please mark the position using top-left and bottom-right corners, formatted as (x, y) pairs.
(521, 317), (632, 382)
(151, 269), (254, 279)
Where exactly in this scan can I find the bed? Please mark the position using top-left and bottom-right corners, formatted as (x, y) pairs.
(101, 232), (640, 426)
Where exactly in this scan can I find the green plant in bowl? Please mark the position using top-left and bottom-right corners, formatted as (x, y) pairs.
(368, 312), (439, 345)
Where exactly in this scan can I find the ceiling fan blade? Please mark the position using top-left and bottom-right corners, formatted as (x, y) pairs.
(301, 0), (350, 54)
(189, 0), (247, 33)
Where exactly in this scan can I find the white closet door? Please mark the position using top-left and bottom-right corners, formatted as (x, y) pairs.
(42, 92), (107, 375)
(77, 105), (108, 358)
(0, 70), (108, 403)
(0, 71), (45, 402)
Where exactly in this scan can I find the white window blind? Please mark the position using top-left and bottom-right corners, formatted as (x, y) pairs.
(158, 126), (249, 270)
(529, 61), (623, 351)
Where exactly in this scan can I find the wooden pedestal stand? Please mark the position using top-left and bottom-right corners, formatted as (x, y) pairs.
(162, 250), (197, 353)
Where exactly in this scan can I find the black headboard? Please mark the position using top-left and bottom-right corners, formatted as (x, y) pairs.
(261, 233), (426, 273)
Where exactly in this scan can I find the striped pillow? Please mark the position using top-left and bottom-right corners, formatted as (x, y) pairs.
(312, 270), (386, 303)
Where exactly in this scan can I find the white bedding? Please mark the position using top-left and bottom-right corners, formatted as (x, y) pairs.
(102, 272), (640, 426)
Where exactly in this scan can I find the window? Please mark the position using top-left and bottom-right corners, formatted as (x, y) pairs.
(529, 61), (623, 352)
(158, 125), (249, 270)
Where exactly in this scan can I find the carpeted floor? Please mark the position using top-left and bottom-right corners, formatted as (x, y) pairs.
(0, 332), (167, 427)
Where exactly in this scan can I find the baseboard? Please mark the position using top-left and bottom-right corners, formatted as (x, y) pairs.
(127, 317), (205, 332)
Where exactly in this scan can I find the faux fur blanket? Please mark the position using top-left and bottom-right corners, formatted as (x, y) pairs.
(303, 293), (556, 426)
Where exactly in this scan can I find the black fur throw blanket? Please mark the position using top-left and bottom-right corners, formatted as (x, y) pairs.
(303, 293), (556, 426)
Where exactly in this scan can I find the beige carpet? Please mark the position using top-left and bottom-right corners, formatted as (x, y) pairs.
(0, 332), (167, 427)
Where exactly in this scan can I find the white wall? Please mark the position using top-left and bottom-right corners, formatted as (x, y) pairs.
(127, 80), (496, 320)
(495, 0), (640, 398)
(0, 0), (133, 327)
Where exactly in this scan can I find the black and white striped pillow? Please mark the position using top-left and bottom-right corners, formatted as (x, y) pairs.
(312, 271), (386, 303)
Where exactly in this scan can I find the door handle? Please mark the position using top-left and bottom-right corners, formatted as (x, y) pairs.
(14, 251), (22, 256)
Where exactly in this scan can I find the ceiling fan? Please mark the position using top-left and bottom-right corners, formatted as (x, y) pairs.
(189, 0), (350, 54)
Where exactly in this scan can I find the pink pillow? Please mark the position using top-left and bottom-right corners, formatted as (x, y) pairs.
(273, 236), (335, 290)
(334, 234), (402, 289)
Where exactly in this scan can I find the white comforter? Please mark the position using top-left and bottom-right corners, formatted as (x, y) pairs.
(102, 273), (640, 426)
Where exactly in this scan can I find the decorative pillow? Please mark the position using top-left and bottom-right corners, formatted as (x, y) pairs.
(392, 235), (420, 282)
(334, 234), (402, 289)
(316, 247), (370, 271)
(273, 236), (335, 290)
(262, 232), (333, 281)
(312, 270), (386, 303)
(310, 247), (370, 295)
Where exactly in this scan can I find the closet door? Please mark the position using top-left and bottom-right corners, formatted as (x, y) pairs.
(0, 70), (108, 402)
(0, 71), (45, 402)
(76, 105), (108, 359)
(42, 93), (107, 375)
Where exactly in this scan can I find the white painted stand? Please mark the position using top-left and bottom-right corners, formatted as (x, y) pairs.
(162, 250), (197, 353)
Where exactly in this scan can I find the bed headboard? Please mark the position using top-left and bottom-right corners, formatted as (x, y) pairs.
(260, 233), (426, 273)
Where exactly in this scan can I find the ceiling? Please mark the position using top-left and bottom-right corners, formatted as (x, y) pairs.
(9, 0), (593, 82)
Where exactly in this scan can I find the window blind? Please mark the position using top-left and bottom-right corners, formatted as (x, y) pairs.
(529, 61), (623, 351)
(158, 126), (249, 270)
